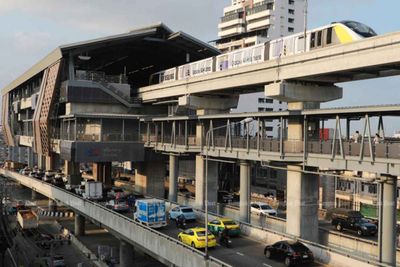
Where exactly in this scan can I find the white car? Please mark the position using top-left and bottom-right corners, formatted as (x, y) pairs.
(251, 202), (277, 216)
(105, 199), (129, 212)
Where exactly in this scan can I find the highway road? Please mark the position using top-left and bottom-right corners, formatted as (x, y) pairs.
(7, 175), (325, 267)
(158, 220), (324, 267)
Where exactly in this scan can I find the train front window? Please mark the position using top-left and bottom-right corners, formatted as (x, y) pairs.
(341, 21), (377, 37)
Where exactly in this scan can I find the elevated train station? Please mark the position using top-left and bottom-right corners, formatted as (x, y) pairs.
(2, 21), (400, 267)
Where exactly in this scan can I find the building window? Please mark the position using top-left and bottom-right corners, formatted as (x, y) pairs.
(258, 107), (265, 112)
(258, 98), (265, 103)
(265, 107), (273, 111)
(288, 27), (294, 33)
(289, 0), (295, 4)
(266, 126), (274, 131)
(265, 98), (273, 104)
(288, 9), (295, 15)
(288, 18), (294, 23)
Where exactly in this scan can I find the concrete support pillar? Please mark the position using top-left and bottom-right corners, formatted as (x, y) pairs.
(168, 154), (178, 202)
(31, 190), (37, 200)
(45, 155), (54, 171)
(195, 155), (205, 209)
(93, 163), (102, 181)
(74, 214), (85, 236)
(27, 148), (34, 168)
(286, 165), (319, 242)
(64, 160), (80, 175)
(65, 161), (81, 185)
(119, 240), (134, 267)
(93, 162), (112, 186)
(103, 162), (112, 187)
(319, 175), (335, 209)
(195, 155), (218, 213)
(37, 155), (45, 170)
(52, 153), (61, 171)
(239, 161), (251, 223)
(135, 161), (165, 198)
(48, 199), (57, 212)
(283, 101), (320, 242)
(379, 176), (397, 266)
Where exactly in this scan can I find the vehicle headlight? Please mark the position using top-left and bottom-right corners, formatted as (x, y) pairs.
(361, 226), (367, 230)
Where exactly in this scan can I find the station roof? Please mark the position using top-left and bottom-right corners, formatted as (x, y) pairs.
(2, 22), (220, 95)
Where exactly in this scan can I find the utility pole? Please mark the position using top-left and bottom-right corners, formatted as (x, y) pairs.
(303, 0), (308, 51)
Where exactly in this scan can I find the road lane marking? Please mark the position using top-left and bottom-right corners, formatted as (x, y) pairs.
(263, 263), (272, 267)
(236, 252), (244, 256)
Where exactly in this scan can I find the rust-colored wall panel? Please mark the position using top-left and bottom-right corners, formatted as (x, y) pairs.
(32, 61), (62, 156)
(1, 93), (14, 146)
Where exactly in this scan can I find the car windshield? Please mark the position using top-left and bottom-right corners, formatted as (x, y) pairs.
(223, 220), (236, 225)
(181, 208), (193, 213)
(197, 230), (212, 237)
(260, 205), (272, 210)
(290, 242), (309, 252)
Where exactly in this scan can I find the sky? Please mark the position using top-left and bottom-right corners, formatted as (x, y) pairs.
(0, 0), (400, 131)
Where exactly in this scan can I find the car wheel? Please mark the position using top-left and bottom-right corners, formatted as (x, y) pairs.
(336, 224), (342, 231)
(357, 230), (363, 236)
(265, 250), (272, 259)
(284, 257), (292, 267)
(191, 242), (196, 248)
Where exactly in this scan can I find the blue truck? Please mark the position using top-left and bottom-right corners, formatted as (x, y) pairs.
(134, 199), (167, 228)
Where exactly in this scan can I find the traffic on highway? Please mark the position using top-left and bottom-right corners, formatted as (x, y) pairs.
(7, 166), (332, 266)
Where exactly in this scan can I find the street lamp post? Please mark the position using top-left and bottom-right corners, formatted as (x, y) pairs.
(204, 117), (253, 257)
(302, 0), (309, 52)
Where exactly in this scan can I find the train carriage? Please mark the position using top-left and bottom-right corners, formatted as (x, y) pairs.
(151, 20), (377, 85)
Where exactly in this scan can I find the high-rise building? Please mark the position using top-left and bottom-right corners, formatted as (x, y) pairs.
(216, 0), (306, 138)
(217, 0), (306, 53)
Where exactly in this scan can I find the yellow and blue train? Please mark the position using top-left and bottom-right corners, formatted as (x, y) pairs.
(150, 20), (377, 84)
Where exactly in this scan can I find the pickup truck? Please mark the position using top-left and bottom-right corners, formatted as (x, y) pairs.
(331, 209), (377, 236)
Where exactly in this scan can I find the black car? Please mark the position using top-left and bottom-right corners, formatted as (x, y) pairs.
(218, 191), (234, 203)
(51, 177), (65, 188)
(264, 240), (314, 266)
(331, 209), (377, 236)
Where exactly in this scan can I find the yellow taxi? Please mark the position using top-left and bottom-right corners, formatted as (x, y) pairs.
(178, 227), (217, 249)
(207, 218), (241, 237)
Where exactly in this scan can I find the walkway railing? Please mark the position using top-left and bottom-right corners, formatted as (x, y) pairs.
(144, 134), (400, 160)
